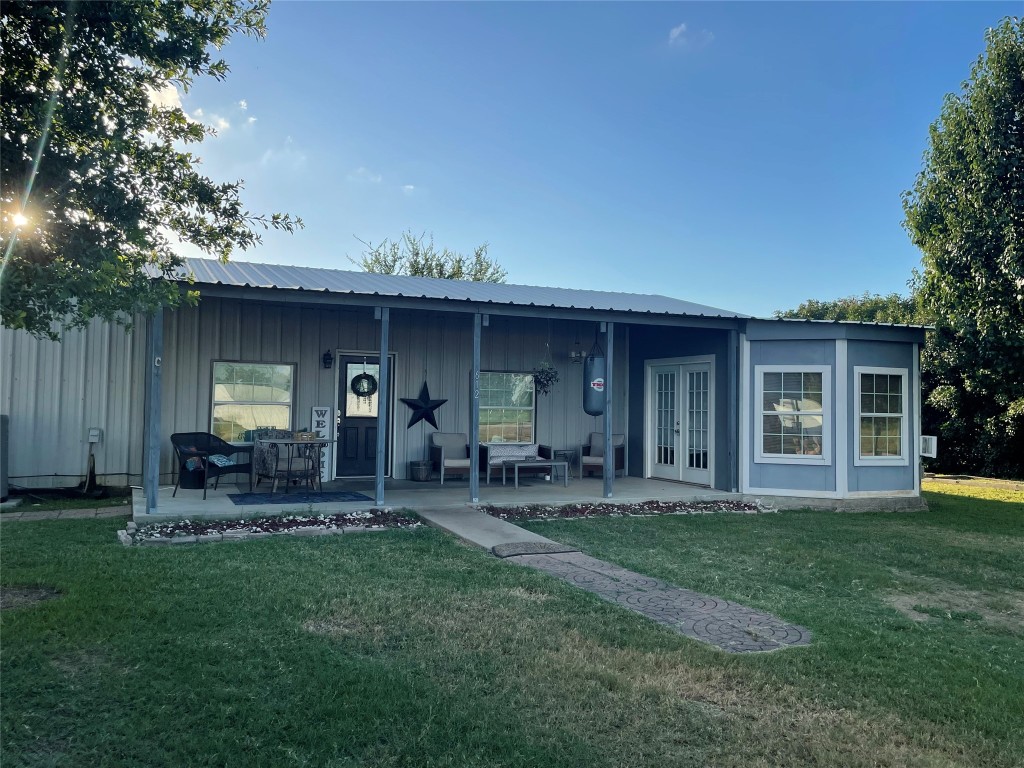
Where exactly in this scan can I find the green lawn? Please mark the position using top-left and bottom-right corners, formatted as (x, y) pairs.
(1, 485), (1021, 767)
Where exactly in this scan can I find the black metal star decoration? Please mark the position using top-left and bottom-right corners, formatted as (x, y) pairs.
(400, 382), (448, 429)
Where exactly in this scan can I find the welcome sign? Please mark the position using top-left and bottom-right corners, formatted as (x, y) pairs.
(311, 406), (334, 483)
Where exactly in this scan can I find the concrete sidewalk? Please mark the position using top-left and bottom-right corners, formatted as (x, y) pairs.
(417, 506), (811, 653)
(0, 506), (131, 522)
(415, 507), (562, 551)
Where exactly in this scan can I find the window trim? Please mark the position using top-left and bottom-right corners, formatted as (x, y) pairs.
(477, 370), (536, 444)
(754, 364), (832, 465)
(210, 360), (296, 444)
(854, 366), (909, 467)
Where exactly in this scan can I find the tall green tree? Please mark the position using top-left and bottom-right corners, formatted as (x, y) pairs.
(354, 230), (507, 283)
(0, 0), (301, 339)
(903, 16), (1024, 478)
(774, 291), (928, 325)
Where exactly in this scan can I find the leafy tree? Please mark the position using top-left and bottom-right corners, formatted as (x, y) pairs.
(774, 291), (928, 325)
(0, 0), (301, 339)
(903, 16), (1024, 478)
(354, 230), (507, 283)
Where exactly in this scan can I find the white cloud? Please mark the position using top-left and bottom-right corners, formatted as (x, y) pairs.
(238, 99), (248, 110)
(247, 116), (257, 125)
(668, 22), (714, 49)
(259, 136), (306, 170)
(347, 167), (383, 184)
(213, 116), (230, 131)
(192, 107), (204, 119)
(145, 83), (183, 110)
(402, 185), (415, 195)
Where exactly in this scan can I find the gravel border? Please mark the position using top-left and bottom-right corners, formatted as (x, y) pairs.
(483, 498), (778, 522)
(117, 508), (421, 546)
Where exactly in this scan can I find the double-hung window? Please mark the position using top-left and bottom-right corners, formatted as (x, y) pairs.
(855, 367), (908, 465)
(755, 365), (831, 464)
(478, 372), (535, 443)
(211, 362), (294, 443)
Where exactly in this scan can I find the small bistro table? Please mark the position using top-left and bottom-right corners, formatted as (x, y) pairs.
(256, 438), (335, 493)
(551, 448), (577, 480)
(501, 459), (570, 490)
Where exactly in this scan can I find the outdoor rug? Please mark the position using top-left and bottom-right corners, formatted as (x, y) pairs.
(226, 491), (373, 506)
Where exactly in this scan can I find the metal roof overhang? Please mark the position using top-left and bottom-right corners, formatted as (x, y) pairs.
(186, 281), (749, 331)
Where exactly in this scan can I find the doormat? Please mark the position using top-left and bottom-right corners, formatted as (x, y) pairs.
(227, 491), (373, 506)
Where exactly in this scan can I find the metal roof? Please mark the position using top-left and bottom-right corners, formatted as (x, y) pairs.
(776, 317), (934, 330)
(174, 258), (749, 319)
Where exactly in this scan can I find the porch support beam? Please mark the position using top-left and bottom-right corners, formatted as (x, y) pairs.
(469, 313), (482, 503)
(374, 307), (390, 506)
(603, 321), (615, 498)
(143, 307), (163, 514)
(727, 329), (739, 492)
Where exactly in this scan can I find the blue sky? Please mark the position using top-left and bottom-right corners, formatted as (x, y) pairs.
(175, 1), (1016, 317)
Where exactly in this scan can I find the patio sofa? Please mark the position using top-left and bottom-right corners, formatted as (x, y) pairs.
(483, 442), (553, 484)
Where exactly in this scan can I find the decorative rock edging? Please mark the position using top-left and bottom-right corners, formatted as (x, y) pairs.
(116, 509), (420, 546)
(483, 498), (778, 522)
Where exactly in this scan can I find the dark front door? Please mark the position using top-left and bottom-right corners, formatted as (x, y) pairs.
(336, 356), (385, 477)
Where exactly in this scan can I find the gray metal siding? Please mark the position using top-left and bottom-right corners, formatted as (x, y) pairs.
(627, 327), (732, 490)
(157, 300), (629, 481)
(846, 340), (916, 492)
(746, 339), (837, 493)
(1, 319), (142, 488)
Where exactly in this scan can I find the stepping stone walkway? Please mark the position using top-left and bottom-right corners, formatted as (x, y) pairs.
(500, 547), (811, 653)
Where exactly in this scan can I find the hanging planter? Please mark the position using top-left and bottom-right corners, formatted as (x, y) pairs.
(532, 341), (560, 396)
(533, 361), (559, 396)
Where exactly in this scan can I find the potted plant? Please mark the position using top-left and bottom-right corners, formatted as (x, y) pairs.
(533, 360), (559, 396)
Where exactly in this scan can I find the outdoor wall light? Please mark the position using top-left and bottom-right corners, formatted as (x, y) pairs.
(569, 333), (585, 364)
(322, 350), (334, 369)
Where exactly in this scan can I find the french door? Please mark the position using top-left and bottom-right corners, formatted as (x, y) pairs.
(648, 358), (714, 486)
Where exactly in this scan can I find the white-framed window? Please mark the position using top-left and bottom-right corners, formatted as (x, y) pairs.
(211, 362), (295, 443)
(855, 367), (909, 466)
(478, 372), (535, 443)
(755, 365), (831, 464)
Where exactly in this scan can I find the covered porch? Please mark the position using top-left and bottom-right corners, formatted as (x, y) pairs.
(137, 258), (747, 518)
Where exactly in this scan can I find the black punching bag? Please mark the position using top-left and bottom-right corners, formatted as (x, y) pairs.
(583, 340), (606, 416)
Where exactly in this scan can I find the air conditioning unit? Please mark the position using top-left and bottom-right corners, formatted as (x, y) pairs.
(920, 435), (938, 458)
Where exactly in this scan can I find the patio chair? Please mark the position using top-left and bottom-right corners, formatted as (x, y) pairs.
(170, 432), (253, 500)
(429, 433), (470, 485)
(579, 432), (625, 478)
(253, 428), (320, 493)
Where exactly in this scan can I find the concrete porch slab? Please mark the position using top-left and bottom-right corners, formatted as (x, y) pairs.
(132, 476), (740, 523)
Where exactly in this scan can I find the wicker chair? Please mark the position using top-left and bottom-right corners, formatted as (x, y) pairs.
(170, 432), (253, 500)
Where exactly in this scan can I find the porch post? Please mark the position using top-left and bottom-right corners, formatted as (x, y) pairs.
(603, 321), (615, 498)
(469, 313), (481, 503)
(374, 307), (390, 506)
(143, 307), (163, 514)
(727, 329), (739, 492)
